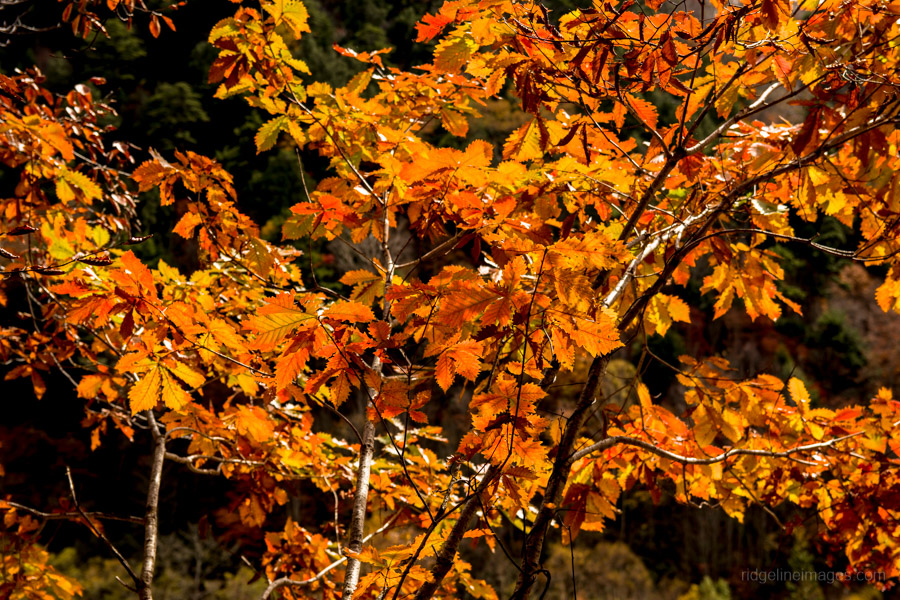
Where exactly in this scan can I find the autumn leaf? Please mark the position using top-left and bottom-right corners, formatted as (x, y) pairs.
(434, 34), (477, 72)
(625, 94), (659, 130)
(275, 348), (309, 391)
(340, 269), (384, 304)
(255, 115), (287, 153)
(323, 300), (375, 323)
(164, 359), (205, 389)
(159, 368), (192, 410)
(440, 107), (469, 137)
(263, 0), (310, 38)
(416, 12), (453, 42)
(435, 340), (483, 391)
(129, 366), (162, 414)
(788, 377), (811, 414)
(439, 286), (497, 328)
(116, 250), (158, 301)
(771, 55), (793, 91)
(503, 119), (543, 161)
(234, 405), (275, 443)
(57, 166), (102, 201)
(247, 293), (316, 348)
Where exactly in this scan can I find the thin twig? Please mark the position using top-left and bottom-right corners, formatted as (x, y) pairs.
(65, 467), (141, 590)
(4, 500), (143, 525)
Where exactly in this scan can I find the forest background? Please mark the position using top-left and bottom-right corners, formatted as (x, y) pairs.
(0, 0), (897, 599)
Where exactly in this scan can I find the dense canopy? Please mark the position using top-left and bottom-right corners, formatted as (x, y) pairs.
(3, 0), (900, 598)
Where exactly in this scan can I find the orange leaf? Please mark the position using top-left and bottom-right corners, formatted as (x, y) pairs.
(502, 119), (543, 161)
(771, 55), (793, 91)
(625, 94), (658, 130)
(247, 293), (316, 348)
(234, 405), (274, 443)
(435, 340), (483, 391)
(323, 300), (375, 323)
(118, 251), (158, 300)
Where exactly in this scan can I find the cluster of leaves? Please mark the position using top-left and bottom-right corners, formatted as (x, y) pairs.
(58, 0), (178, 40)
(1, 503), (83, 600)
(3, 0), (900, 598)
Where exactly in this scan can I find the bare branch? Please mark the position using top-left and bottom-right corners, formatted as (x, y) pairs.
(262, 559), (345, 600)
(164, 452), (223, 476)
(4, 500), (143, 525)
(393, 231), (465, 270)
(570, 431), (864, 463)
(64, 467), (141, 590)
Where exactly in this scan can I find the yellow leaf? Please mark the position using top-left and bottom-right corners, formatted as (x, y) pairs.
(434, 34), (477, 72)
(57, 166), (102, 201)
(55, 178), (75, 202)
(719, 408), (744, 442)
(208, 319), (246, 351)
(129, 367), (162, 414)
(248, 293), (316, 348)
(263, 0), (310, 37)
(159, 368), (191, 410)
(340, 269), (384, 304)
(165, 360), (205, 389)
(788, 377), (810, 414)
(440, 107), (469, 137)
(637, 383), (652, 409)
(502, 119), (543, 161)
(714, 81), (740, 119)
(691, 404), (717, 447)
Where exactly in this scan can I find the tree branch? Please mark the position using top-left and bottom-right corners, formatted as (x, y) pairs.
(4, 500), (143, 525)
(340, 419), (376, 600)
(262, 558), (345, 600)
(64, 467), (141, 591)
(260, 512), (401, 600)
(569, 431), (864, 463)
(511, 355), (610, 600)
(411, 465), (498, 600)
(139, 412), (166, 600)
